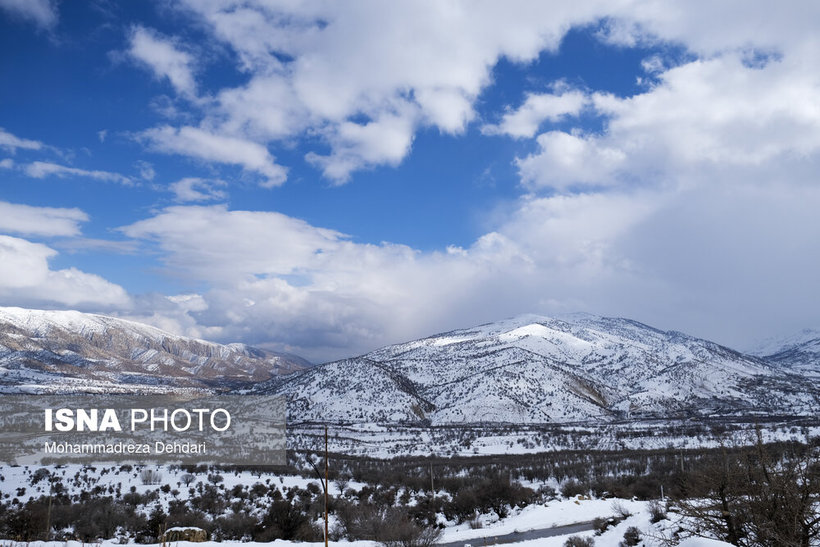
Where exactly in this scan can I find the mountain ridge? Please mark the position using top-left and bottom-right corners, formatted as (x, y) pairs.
(0, 306), (311, 392)
(1, 307), (818, 425)
(255, 313), (819, 425)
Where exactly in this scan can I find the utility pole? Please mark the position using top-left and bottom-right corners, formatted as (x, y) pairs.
(325, 425), (329, 547)
(307, 426), (330, 547)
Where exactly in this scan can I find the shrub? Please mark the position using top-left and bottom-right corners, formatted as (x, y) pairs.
(561, 479), (586, 498)
(619, 526), (641, 546)
(647, 499), (667, 523)
(610, 500), (632, 519)
(592, 516), (612, 534)
(564, 535), (595, 547)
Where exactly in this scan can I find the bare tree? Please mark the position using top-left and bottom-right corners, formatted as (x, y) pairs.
(676, 432), (819, 547)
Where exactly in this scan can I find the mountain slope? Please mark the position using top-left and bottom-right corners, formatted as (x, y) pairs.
(259, 314), (820, 425)
(0, 306), (310, 392)
(751, 328), (820, 377)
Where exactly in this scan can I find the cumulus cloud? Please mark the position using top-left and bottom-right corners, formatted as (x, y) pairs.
(138, 126), (287, 187)
(127, 26), (197, 97)
(0, 201), (88, 237)
(0, 235), (130, 308)
(121, 205), (343, 282)
(0, 0), (57, 29)
(150, 0), (617, 182)
(517, 131), (626, 190)
(23, 161), (133, 184)
(169, 177), (227, 202)
(115, 2), (820, 188)
(513, 48), (820, 191)
(482, 86), (588, 138)
(306, 108), (418, 182)
(0, 128), (44, 152)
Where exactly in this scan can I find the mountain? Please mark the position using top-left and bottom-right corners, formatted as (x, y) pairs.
(256, 314), (820, 425)
(0, 306), (311, 393)
(751, 328), (820, 377)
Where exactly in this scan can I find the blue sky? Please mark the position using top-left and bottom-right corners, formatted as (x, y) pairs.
(2, 1), (820, 361)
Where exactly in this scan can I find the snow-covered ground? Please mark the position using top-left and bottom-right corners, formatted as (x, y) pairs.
(0, 495), (733, 547)
(0, 461), (735, 546)
(290, 420), (820, 457)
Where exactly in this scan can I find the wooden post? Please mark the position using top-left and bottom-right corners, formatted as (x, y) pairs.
(325, 425), (329, 547)
(45, 486), (52, 541)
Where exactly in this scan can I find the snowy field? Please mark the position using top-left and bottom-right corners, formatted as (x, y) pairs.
(0, 497), (735, 547)
(291, 419), (820, 457)
(0, 461), (738, 546)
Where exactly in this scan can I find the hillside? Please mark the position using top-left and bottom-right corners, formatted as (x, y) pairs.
(0, 306), (310, 392)
(258, 314), (820, 425)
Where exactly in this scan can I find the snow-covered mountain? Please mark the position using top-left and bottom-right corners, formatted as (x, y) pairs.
(751, 328), (820, 377)
(257, 314), (820, 425)
(0, 306), (310, 392)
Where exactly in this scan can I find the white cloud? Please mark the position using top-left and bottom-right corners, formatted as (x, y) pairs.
(599, 54), (820, 165)
(517, 131), (626, 190)
(161, 0), (619, 182)
(127, 26), (197, 97)
(0, 235), (130, 308)
(0, 0), (57, 29)
(116, 199), (653, 360)
(0, 159), (13, 169)
(135, 161), (155, 181)
(113, 2), (820, 187)
(138, 126), (287, 187)
(482, 87), (588, 138)
(0, 201), (88, 237)
(0, 128), (43, 152)
(23, 161), (133, 184)
(306, 108), (418, 183)
(118, 128), (820, 361)
(169, 177), (227, 202)
(513, 48), (820, 191)
(121, 205), (343, 282)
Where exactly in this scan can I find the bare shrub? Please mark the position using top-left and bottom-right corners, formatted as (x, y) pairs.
(140, 468), (163, 485)
(564, 535), (595, 547)
(647, 499), (667, 523)
(610, 500), (632, 519)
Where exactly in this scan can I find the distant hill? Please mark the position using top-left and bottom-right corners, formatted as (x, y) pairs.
(751, 328), (820, 377)
(0, 306), (310, 393)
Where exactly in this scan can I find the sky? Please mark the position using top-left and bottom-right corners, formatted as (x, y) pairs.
(1, 0), (820, 363)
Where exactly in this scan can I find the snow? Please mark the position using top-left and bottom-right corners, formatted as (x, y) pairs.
(677, 539), (734, 547)
(440, 498), (645, 543)
(750, 327), (820, 356)
(275, 310), (819, 429)
(0, 493), (733, 546)
(0, 460), (762, 547)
